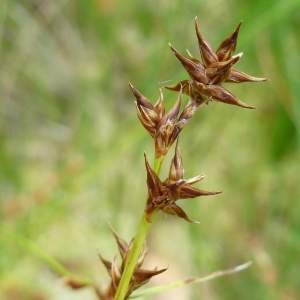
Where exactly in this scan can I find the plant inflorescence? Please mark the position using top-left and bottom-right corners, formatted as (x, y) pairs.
(64, 18), (268, 300)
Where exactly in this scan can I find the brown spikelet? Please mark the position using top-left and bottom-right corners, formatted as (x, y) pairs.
(166, 19), (268, 109)
(98, 225), (167, 299)
(130, 82), (189, 158)
(144, 141), (221, 223)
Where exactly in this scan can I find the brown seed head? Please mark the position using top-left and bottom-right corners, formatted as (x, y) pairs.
(98, 225), (167, 299)
(130, 82), (191, 158)
(144, 141), (221, 223)
(166, 19), (269, 109)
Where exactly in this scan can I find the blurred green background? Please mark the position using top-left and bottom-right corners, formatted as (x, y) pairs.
(1, 0), (300, 299)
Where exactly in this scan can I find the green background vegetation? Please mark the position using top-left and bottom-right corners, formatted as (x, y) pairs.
(1, 0), (300, 299)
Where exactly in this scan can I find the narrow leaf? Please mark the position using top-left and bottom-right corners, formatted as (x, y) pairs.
(129, 261), (253, 299)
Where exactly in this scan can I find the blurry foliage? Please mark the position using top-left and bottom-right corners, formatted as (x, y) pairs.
(0, 0), (300, 299)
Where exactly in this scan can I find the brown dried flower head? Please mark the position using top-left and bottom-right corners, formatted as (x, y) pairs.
(98, 224), (167, 300)
(130, 81), (212, 158)
(144, 141), (221, 223)
(129, 82), (185, 158)
(166, 19), (268, 109)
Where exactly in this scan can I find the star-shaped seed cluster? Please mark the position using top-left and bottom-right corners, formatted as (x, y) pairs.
(144, 141), (221, 223)
(166, 19), (268, 109)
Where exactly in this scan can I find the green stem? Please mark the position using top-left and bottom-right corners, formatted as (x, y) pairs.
(114, 211), (155, 300)
(154, 156), (164, 174)
(114, 156), (164, 300)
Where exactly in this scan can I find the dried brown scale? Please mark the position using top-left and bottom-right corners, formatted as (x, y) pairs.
(109, 223), (129, 261)
(169, 44), (207, 84)
(144, 141), (221, 223)
(195, 19), (241, 69)
(98, 225), (167, 299)
(130, 81), (187, 158)
(131, 79), (216, 158)
(225, 69), (268, 83)
(206, 53), (242, 84)
(215, 21), (243, 61)
(155, 91), (182, 157)
(166, 19), (268, 109)
(205, 84), (256, 109)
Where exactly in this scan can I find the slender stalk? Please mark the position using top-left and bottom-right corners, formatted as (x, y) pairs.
(114, 211), (155, 300)
(114, 156), (164, 300)
(129, 261), (253, 298)
(153, 156), (164, 174)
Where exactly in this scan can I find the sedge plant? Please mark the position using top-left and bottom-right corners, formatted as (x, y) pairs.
(53, 18), (268, 299)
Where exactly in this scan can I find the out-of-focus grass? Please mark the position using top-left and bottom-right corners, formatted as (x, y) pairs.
(0, 0), (299, 299)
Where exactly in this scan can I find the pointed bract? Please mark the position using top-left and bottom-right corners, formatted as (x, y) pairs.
(168, 140), (183, 181)
(134, 103), (156, 137)
(144, 153), (161, 200)
(179, 184), (222, 199)
(131, 83), (188, 158)
(206, 53), (242, 84)
(154, 89), (165, 119)
(165, 80), (191, 98)
(108, 223), (129, 261)
(133, 267), (168, 287)
(168, 20), (268, 109)
(130, 82), (161, 138)
(144, 144), (221, 223)
(155, 89), (182, 157)
(163, 203), (200, 224)
(225, 69), (269, 83)
(195, 18), (218, 67)
(170, 43), (207, 83)
(129, 82), (154, 111)
(216, 21), (243, 61)
(111, 256), (121, 289)
(205, 84), (256, 109)
(186, 49), (201, 64)
(99, 254), (113, 276)
(98, 225), (166, 299)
